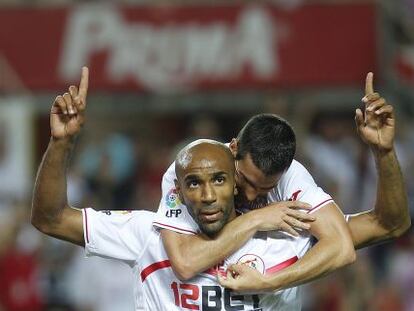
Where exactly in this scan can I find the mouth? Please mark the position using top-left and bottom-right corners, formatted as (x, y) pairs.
(199, 210), (223, 222)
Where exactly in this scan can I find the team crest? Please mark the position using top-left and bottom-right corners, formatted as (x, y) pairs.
(166, 188), (181, 208)
(237, 254), (265, 274)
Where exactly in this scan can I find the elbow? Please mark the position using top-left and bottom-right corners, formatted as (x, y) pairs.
(30, 207), (55, 236)
(31, 215), (51, 235)
(334, 239), (356, 268)
(341, 246), (356, 266)
(169, 260), (197, 281)
(31, 212), (44, 232)
(390, 217), (412, 239)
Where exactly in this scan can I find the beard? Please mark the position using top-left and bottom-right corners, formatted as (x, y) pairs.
(197, 205), (233, 238)
(234, 190), (268, 214)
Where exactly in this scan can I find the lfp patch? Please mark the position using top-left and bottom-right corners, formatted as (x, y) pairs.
(166, 188), (181, 208)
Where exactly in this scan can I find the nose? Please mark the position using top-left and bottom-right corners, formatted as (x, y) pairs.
(201, 184), (217, 204)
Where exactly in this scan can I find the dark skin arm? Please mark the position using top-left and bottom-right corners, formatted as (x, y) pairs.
(31, 67), (89, 246)
(348, 72), (410, 249)
(348, 150), (409, 249)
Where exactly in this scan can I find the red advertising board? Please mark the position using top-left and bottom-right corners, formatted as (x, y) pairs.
(0, 4), (376, 92)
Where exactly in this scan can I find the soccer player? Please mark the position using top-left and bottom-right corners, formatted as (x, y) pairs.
(153, 72), (410, 289)
(31, 68), (409, 307)
(31, 67), (320, 310)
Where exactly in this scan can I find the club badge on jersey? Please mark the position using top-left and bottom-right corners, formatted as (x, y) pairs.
(237, 254), (265, 274)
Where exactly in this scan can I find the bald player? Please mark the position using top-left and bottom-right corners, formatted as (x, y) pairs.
(31, 67), (318, 311)
(31, 68), (409, 307)
(153, 72), (410, 290)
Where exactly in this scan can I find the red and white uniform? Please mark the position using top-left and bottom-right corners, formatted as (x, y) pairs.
(83, 208), (314, 311)
(153, 158), (334, 234)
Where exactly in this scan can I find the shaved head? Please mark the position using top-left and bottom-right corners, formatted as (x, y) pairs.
(174, 139), (236, 237)
(175, 139), (234, 179)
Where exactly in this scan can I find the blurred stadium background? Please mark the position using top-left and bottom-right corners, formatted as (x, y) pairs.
(0, 0), (413, 310)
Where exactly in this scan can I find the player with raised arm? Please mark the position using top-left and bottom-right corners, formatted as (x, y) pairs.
(31, 68), (409, 308)
(216, 73), (411, 291)
(153, 72), (410, 290)
(31, 67), (320, 311)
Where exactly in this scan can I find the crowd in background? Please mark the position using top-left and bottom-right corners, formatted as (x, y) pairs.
(0, 100), (413, 311)
(1, 0), (414, 311)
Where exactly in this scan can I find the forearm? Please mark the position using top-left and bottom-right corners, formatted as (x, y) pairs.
(262, 237), (355, 291)
(31, 137), (75, 233)
(163, 212), (260, 280)
(349, 149), (410, 249)
(373, 148), (409, 231)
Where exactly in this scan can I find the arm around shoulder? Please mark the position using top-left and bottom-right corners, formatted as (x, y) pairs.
(161, 200), (316, 281)
(160, 211), (261, 281)
(309, 203), (356, 268)
(271, 202), (356, 291)
(218, 202), (356, 292)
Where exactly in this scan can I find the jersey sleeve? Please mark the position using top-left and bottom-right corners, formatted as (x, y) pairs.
(275, 160), (334, 215)
(83, 208), (154, 264)
(152, 162), (199, 235)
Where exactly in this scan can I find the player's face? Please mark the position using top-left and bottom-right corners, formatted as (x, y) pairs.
(177, 149), (237, 238)
(234, 153), (281, 210)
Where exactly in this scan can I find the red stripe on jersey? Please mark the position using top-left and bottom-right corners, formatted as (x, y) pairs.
(153, 222), (197, 235)
(307, 199), (334, 214)
(141, 260), (171, 282)
(203, 266), (227, 277)
(84, 209), (89, 244)
(265, 256), (298, 275)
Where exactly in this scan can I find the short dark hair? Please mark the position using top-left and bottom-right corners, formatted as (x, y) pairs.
(236, 114), (296, 176)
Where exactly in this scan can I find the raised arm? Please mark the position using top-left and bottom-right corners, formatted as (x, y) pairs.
(162, 200), (315, 280)
(31, 67), (89, 246)
(348, 72), (410, 248)
(218, 73), (410, 292)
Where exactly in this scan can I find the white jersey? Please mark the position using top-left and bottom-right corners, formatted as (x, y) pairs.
(83, 208), (313, 311)
(153, 158), (334, 234)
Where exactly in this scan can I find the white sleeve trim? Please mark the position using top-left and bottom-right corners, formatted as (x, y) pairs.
(307, 198), (334, 214)
(82, 208), (97, 256)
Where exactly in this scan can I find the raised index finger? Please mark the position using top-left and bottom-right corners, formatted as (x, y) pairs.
(365, 72), (374, 95)
(78, 66), (89, 100)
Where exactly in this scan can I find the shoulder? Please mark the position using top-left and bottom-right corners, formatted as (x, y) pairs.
(274, 159), (320, 200)
(285, 159), (309, 176)
(279, 159), (314, 186)
(163, 162), (176, 181)
(86, 209), (155, 230)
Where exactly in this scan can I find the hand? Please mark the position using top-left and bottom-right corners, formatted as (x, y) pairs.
(218, 263), (272, 293)
(355, 72), (395, 152)
(50, 67), (89, 140)
(249, 201), (315, 236)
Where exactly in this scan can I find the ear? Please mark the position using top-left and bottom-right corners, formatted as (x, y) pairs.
(174, 179), (184, 203)
(229, 138), (238, 158)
